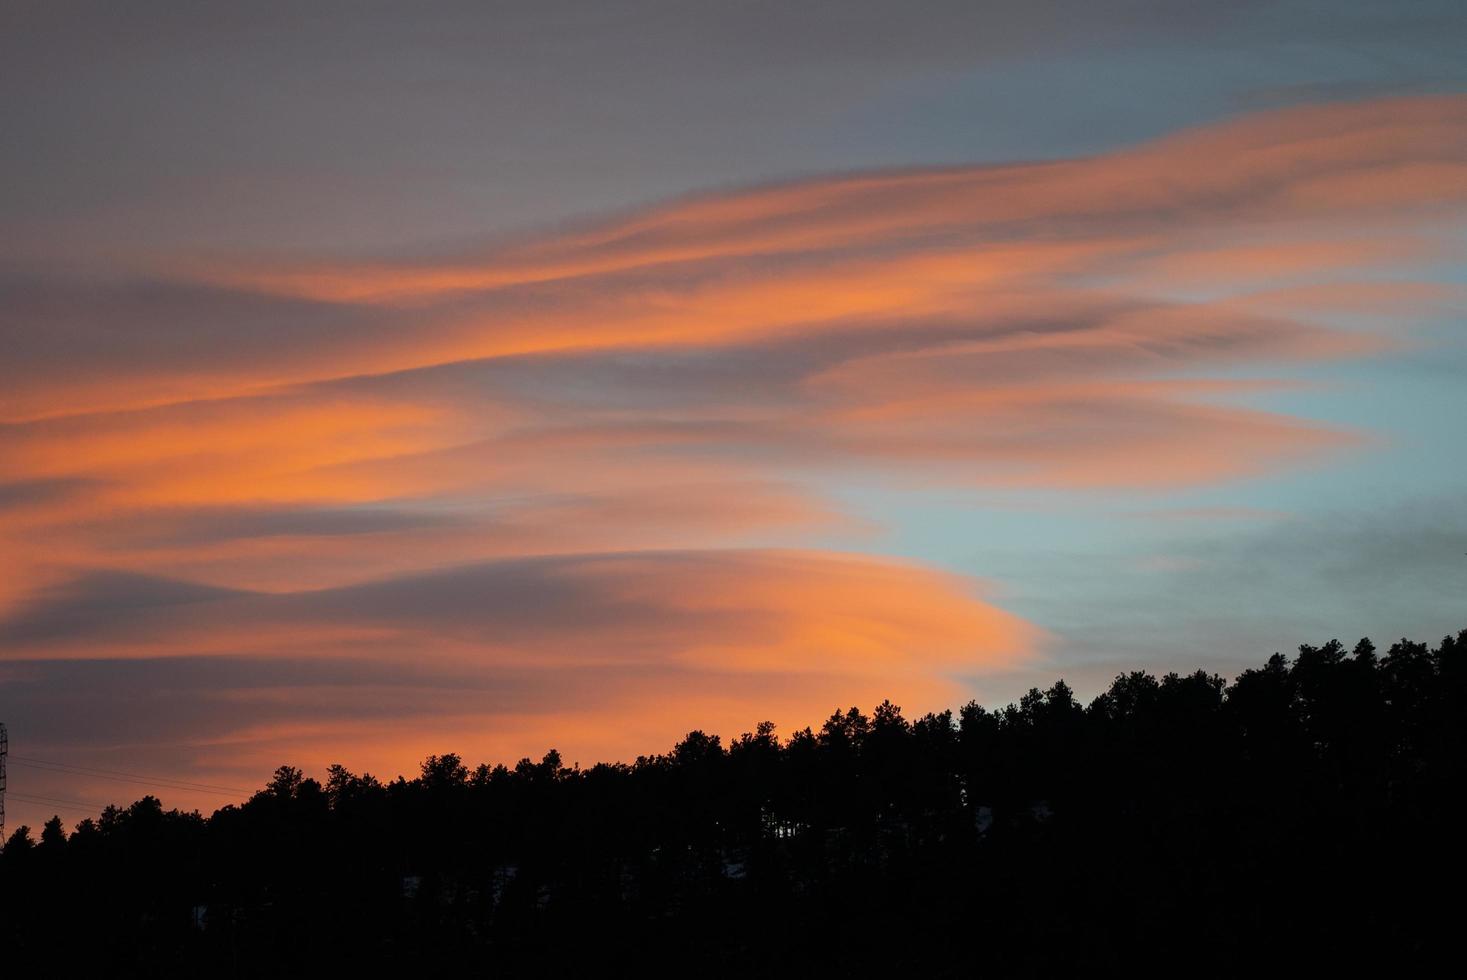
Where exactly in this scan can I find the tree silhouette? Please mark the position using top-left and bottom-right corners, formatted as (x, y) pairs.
(1, 628), (1464, 975)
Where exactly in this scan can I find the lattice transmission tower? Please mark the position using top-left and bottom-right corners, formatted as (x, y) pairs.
(0, 722), (7, 848)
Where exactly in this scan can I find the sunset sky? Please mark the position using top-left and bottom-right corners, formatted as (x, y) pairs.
(3, 0), (1466, 828)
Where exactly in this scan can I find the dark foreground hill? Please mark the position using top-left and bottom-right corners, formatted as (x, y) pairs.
(3, 631), (1466, 976)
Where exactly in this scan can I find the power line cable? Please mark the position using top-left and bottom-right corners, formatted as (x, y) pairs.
(8, 792), (107, 813)
(10, 757), (253, 797)
(12, 755), (252, 793)
(10, 760), (248, 797)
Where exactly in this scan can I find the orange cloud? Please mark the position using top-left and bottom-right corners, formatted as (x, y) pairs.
(6, 95), (1462, 421)
(0, 549), (1035, 811)
(3, 94), (1463, 786)
(187, 97), (1467, 307)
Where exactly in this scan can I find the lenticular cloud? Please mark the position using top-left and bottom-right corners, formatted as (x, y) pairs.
(2, 95), (1464, 780)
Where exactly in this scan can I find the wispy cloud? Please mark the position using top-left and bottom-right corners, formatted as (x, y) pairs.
(2, 95), (1463, 784)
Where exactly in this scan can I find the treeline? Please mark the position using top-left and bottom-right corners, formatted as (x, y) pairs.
(3, 631), (1466, 976)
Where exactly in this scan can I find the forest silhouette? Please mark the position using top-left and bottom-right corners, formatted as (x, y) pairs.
(3, 630), (1465, 976)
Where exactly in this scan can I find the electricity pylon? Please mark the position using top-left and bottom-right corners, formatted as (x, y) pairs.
(0, 722), (7, 848)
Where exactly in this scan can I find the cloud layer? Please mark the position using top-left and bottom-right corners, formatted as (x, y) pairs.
(2, 95), (1464, 804)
